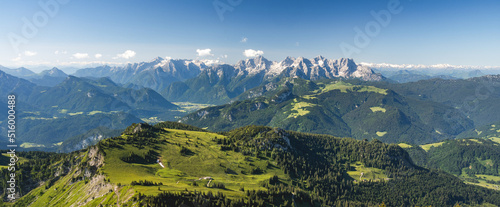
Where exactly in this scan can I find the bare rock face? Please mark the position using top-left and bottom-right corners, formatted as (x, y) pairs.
(88, 146), (105, 169)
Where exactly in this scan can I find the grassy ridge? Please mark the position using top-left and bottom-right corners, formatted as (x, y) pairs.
(101, 128), (287, 200)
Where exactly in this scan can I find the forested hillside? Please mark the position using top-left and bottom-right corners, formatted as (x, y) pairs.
(1, 122), (499, 206)
(402, 137), (500, 191)
(182, 78), (472, 144)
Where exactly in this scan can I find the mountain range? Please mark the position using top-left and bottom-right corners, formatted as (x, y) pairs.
(162, 56), (384, 104)
(73, 57), (208, 91)
(1, 57), (500, 151)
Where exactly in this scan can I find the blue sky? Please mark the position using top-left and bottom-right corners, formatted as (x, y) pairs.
(1, 0), (499, 71)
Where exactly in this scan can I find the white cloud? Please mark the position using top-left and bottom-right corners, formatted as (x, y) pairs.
(12, 54), (21, 62)
(221, 54), (228, 59)
(241, 37), (248, 43)
(73, 53), (89, 59)
(54, 50), (67, 55)
(243, 49), (264, 57)
(196, 48), (213, 57)
(114, 50), (136, 59)
(201, 59), (223, 65)
(95, 54), (102, 58)
(24, 51), (37, 56)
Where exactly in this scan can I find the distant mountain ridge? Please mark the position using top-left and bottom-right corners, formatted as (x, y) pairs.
(364, 62), (497, 83)
(1, 66), (68, 86)
(236, 56), (383, 81)
(162, 56), (384, 104)
(71, 56), (383, 96)
(73, 57), (208, 91)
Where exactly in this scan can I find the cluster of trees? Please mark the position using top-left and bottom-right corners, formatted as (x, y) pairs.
(210, 182), (226, 189)
(154, 121), (207, 132)
(131, 180), (163, 186)
(120, 150), (157, 164)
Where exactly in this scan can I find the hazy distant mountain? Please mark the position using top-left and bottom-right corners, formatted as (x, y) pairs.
(25, 76), (177, 116)
(73, 57), (208, 91)
(372, 75), (500, 126)
(365, 63), (494, 83)
(1, 66), (36, 77)
(0, 70), (37, 98)
(29, 67), (69, 86)
(163, 56), (384, 104)
(1, 66), (69, 86)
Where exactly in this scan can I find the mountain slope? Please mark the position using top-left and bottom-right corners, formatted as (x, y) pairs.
(374, 75), (500, 126)
(3, 122), (500, 206)
(181, 79), (472, 144)
(12, 112), (142, 146)
(29, 67), (68, 87)
(0, 70), (38, 98)
(457, 120), (500, 139)
(402, 137), (500, 190)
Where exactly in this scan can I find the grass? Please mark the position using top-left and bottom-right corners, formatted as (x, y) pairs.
(68, 112), (84, 116)
(475, 129), (483, 135)
(12, 152), (135, 207)
(58, 109), (68, 114)
(88, 111), (104, 115)
(489, 137), (500, 144)
(468, 139), (482, 143)
(476, 174), (500, 182)
(420, 142), (445, 152)
(465, 180), (500, 191)
(370, 107), (386, 113)
(460, 168), (500, 191)
(20, 142), (46, 148)
(317, 81), (388, 95)
(459, 168), (500, 191)
(398, 143), (412, 148)
(376, 131), (387, 137)
(347, 161), (387, 182)
(101, 128), (288, 200)
(477, 158), (494, 167)
(286, 100), (317, 119)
